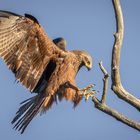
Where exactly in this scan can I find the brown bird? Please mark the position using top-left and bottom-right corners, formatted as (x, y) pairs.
(0, 11), (93, 134)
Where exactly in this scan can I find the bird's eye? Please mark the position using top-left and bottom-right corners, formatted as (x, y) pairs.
(58, 42), (63, 47)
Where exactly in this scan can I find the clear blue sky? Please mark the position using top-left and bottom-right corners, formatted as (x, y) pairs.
(0, 0), (140, 139)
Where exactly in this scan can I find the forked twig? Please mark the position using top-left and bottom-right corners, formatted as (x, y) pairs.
(92, 61), (140, 131)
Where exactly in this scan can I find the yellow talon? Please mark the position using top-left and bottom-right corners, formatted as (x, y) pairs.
(78, 83), (95, 92)
(78, 83), (96, 100)
(84, 91), (96, 100)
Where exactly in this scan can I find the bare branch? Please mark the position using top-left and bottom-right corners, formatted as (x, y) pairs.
(99, 61), (109, 104)
(91, 0), (140, 132)
(111, 0), (140, 110)
(92, 96), (140, 132)
(92, 62), (140, 132)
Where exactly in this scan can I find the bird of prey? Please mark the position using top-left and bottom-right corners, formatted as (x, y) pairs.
(0, 11), (93, 134)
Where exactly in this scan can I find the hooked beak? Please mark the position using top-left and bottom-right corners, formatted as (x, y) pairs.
(86, 64), (92, 71)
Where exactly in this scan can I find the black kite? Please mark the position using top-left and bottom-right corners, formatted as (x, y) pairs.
(0, 11), (93, 133)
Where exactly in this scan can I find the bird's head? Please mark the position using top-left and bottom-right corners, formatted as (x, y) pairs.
(72, 50), (92, 71)
(80, 51), (92, 71)
(53, 37), (67, 51)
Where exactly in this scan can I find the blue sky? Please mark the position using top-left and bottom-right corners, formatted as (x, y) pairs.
(0, 0), (140, 139)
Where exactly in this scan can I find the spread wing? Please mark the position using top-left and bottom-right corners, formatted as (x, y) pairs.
(0, 11), (65, 92)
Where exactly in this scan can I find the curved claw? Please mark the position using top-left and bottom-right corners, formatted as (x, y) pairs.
(83, 91), (96, 100)
(78, 83), (95, 92)
(78, 83), (96, 100)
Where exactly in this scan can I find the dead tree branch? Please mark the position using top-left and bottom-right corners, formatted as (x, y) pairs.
(92, 62), (140, 132)
(92, 0), (140, 132)
(111, 0), (140, 110)
(92, 96), (140, 132)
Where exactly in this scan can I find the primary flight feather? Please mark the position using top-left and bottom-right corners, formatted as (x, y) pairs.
(0, 11), (93, 133)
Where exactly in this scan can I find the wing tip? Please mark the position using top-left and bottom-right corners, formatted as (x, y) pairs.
(0, 10), (21, 17)
(25, 13), (40, 25)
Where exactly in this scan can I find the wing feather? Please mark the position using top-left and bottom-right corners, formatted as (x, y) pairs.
(0, 11), (65, 92)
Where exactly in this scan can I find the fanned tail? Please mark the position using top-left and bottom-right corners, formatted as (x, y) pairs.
(11, 94), (54, 134)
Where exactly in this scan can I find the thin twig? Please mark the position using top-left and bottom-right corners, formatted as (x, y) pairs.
(99, 61), (108, 76)
(99, 61), (109, 104)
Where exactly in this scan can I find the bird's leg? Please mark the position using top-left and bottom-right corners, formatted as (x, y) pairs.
(65, 82), (96, 100)
(65, 81), (79, 91)
(78, 83), (96, 100)
(78, 83), (94, 91)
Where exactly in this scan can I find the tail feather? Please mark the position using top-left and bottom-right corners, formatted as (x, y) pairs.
(40, 95), (55, 114)
(11, 89), (82, 133)
(11, 94), (53, 134)
(13, 97), (35, 122)
(18, 99), (44, 133)
(12, 96), (37, 124)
